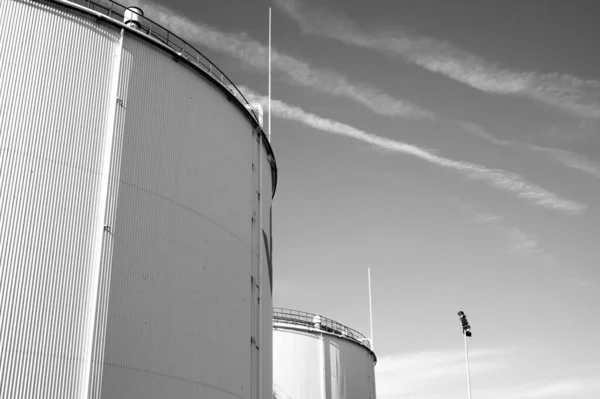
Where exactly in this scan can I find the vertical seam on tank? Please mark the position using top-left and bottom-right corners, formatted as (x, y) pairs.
(257, 128), (263, 399)
(320, 333), (326, 399)
(81, 26), (124, 399)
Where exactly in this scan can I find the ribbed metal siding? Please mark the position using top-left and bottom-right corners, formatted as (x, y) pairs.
(97, 33), (260, 399)
(0, 0), (120, 398)
(88, 23), (129, 399)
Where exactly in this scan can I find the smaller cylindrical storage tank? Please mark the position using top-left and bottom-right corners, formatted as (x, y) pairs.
(273, 308), (377, 399)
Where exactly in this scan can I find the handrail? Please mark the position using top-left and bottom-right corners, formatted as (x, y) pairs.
(63, 0), (262, 125)
(273, 307), (373, 352)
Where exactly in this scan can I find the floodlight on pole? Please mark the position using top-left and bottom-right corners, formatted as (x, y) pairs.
(457, 311), (472, 399)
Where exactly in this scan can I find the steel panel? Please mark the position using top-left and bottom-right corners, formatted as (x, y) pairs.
(0, 0), (121, 398)
(273, 329), (323, 399)
(273, 326), (377, 399)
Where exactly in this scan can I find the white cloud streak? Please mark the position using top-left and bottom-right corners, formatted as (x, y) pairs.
(377, 356), (600, 399)
(275, 0), (600, 119)
(459, 122), (600, 180)
(135, 0), (599, 181)
(132, 0), (433, 120)
(543, 120), (598, 143)
(505, 226), (551, 262)
(483, 373), (600, 399)
(568, 277), (598, 291)
(378, 351), (600, 399)
(376, 349), (506, 396)
(240, 87), (586, 215)
(512, 379), (600, 398)
(457, 201), (553, 262)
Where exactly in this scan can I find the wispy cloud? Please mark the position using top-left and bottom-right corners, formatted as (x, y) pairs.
(398, 363), (600, 399)
(512, 378), (600, 398)
(130, 0), (600, 181)
(241, 87), (586, 215)
(275, 0), (600, 119)
(457, 201), (553, 262)
(376, 348), (506, 396)
(378, 353), (600, 399)
(132, 0), (433, 120)
(459, 122), (600, 180)
(543, 120), (598, 143)
(568, 277), (598, 291)
(481, 372), (600, 399)
(504, 226), (551, 262)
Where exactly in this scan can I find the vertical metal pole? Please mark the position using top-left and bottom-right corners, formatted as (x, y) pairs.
(319, 334), (326, 399)
(464, 333), (472, 399)
(257, 130), (263, 399)
(268, 7), (272, 142)
(368, 267), (374, 350)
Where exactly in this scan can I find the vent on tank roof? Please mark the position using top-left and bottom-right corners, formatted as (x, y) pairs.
(246, 103), (264, 127)
(123, 7), (144, 29)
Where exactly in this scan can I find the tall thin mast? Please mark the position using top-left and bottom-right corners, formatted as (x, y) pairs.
(268, 7), (272, 142)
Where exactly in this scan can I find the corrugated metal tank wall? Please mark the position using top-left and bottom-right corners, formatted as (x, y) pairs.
(0, 1), (122, 397)
(0, 1), (276, 398)
(98, 31), (269, 399)
(273, 326), (377, 399)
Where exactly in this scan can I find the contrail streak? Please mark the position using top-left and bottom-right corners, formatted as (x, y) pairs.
(240, 86), (586, 215)
(459, 122), (600, 180)
(133, 0), (598, 178)
(275, 0), (600, 120)
(131, 0), (434, 120)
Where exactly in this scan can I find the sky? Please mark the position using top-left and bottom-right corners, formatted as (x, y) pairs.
(134, 0), (599, 398)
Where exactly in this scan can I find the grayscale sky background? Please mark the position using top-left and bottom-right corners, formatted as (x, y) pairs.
(138, 0), (600, 397)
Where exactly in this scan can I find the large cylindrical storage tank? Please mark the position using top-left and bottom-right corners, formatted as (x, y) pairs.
(273, 308), (377, 399)
(0, 1), (276, 398)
